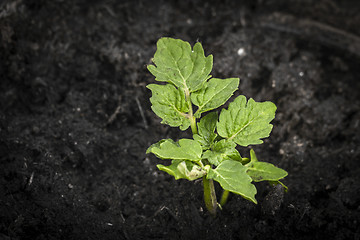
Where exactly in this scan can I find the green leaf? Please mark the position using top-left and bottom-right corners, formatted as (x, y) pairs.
(147, 84), (190, 130)
(193, 112), (218, 149)
(247, 149), (288, 182)
(217, 95), (276, 146)
(203, 140), (242, 166)
(192, 78), (239, 117)
(247, 162), (288, 182)
(157, 160), (206, 181)
(147, 37), (213, 92)
(207, 160), (257, 203)
(146, 138), (202, 161)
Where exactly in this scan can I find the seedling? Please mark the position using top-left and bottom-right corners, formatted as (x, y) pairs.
(146, 37), (288, 216)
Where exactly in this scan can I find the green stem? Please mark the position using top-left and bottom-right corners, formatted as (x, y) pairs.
(220, 190), (230, 207)
(190, 116), (198, 135)
(203, 176), (217, 216)
(185, 89), (198, 135)
(185, 88), (217, 216)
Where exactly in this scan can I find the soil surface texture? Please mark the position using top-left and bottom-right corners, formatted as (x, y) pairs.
(1, 0), (360, 239)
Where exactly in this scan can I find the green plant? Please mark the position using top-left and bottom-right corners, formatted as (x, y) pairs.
(146, 37), (288, 216)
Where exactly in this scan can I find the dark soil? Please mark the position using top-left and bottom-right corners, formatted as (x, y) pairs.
(1, 0), (360, 239)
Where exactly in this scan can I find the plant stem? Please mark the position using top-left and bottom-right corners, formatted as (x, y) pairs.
(185, 89), (198, 135)
(220, 190), (230, 207)
(203, 176), (217, 216)
(185, 88), (217, 216)
(189, 116), (198, 135)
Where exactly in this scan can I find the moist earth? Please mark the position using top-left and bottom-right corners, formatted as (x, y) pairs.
(1, 0), (360, 239)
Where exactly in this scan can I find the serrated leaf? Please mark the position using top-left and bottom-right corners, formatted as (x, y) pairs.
(203, 140), (242, 166)
(147, 84), (190, 130)
(147, 138), (202, 161)
(157, 160), (206, 181)
(147, 37), (213, 92)
(207, 160), (257, 203)
(192, 78), (239, 117)
(193, 112), (218, 149)
(247, 149), (288, 182)
(217, 95), (276, 147)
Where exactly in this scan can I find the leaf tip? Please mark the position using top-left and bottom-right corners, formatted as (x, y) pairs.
(250, 149), (258, 162)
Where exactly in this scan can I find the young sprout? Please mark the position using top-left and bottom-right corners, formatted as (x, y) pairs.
(146, 37), (287, 216)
